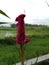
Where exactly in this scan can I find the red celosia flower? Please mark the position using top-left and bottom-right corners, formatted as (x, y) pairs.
(15, 14), (30, 45)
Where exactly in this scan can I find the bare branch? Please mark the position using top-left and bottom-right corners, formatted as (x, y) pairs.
(46, 0), (49, 6)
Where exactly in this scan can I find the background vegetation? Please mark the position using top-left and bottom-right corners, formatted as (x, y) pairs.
(0, 24), (49, 65)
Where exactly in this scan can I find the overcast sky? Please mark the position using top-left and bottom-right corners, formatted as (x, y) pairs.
(0, 0), (49, 25)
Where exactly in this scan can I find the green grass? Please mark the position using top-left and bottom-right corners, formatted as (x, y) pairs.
(24, 37), (49, 59)
(0, 25), (49, 64)
(0, 37), (49, 64)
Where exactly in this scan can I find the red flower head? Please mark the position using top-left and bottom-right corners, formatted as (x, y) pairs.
(15, 14), (30, 45)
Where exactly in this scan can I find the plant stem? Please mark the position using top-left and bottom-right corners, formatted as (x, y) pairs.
(20, 44), (24, 65)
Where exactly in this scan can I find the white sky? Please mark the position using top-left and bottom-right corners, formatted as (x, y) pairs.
(0, 0), (49, 25)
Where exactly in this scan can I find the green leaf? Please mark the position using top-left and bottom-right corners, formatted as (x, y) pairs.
(0, 22), (8, 24)
(0, 10), (10, 18)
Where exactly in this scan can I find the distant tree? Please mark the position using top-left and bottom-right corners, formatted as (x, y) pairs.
(11, 23), (16, 28)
